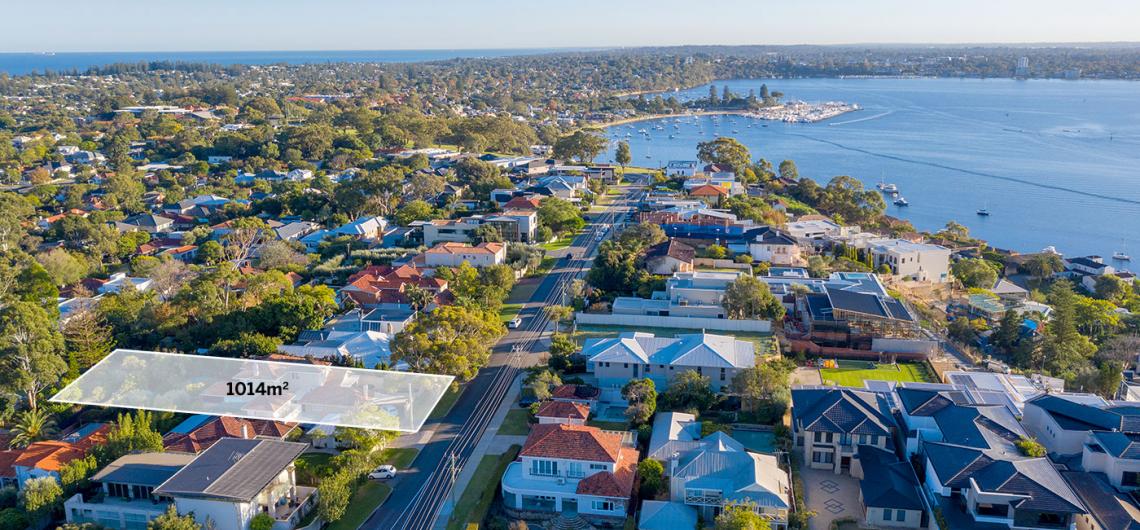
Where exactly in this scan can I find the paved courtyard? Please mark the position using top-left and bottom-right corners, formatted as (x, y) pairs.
(799, 463), (862, 530)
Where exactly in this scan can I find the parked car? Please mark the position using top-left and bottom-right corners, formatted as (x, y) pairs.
(508, 316), (524, 329)
(368, 464), (396, 479)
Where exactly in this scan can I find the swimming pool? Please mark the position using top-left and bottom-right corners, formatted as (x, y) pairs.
(733, 429), (776, 453)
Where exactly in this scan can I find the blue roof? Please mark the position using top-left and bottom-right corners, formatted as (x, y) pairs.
(858, 445), (924, 510)
(168, 414), (216, 434)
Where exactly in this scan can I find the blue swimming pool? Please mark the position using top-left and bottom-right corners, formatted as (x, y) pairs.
(733, 429), (777, 453)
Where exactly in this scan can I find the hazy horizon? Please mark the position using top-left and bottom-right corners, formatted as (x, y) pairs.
(3, 0), (1138, 53)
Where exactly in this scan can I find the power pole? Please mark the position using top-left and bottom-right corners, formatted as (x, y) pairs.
(449, 451), (460, 508)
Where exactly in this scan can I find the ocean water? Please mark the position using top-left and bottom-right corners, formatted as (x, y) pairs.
(0, 48), (580, 75)
(602, 78), (1140, 259)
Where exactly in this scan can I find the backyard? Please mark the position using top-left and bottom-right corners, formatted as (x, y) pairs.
(819, 360), (933, 387)
(497, 408), (531, 436)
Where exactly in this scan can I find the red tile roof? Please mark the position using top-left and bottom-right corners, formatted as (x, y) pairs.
(575, 446), (638, 497)
(162, 416), (296, 453)
(535, 401), (590, 420)
(14, 424), (111, 472)
(689, 184), (729, 197)
(0, 450), (19, 478)
(520, 424), (622, 463)
(425, 242), (504, 255)
(502, 196), (543, 210)
(342, 264), (448, 306)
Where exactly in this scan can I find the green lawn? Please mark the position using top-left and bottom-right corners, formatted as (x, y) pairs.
(295, 452), (334, 486)
(499, 302), (524, 323)
(327, 481), (392, 530)
(528, 256), (557, 277)
(820, 360), (933, 387)
(446, 445), (522, 530)
(540, 232), (581, 252)
(430, 384), (463, 420)
(498, 408), (532, 436)
(573, 325), (776, 355)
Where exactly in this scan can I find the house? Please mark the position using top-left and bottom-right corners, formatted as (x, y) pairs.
(332, 216), (387, 239)
(153, 438), (315, 530)
(550, 384), (601, 411)
(643, 239), (695, 275)
(164, 194), (231, 216)
(584, 332), (755, 393)
(1082, 431), (1140, 491)
(162, 415), (297, 453)
(534, 401), (590, 425)
(501, 424), (638, 525)
(784, 218), (858, 244)
(97, 272), (154, 295)
(666, 439), (789, 528)
(14, 423), (111, 489)
(747, 227), (803, 266)
(853, 445), (926, 528)
(611, 270), (744, 319)
(274, 221), (320, 242)
(797, 272), (931, 353)
(423, 213), (535, 247)
(117, 213), (174, 234)
(1060, 256), (1135, 293)
(339, 264), (448, 308)
(646, 412), (703, 461)
(357, 306), (417, 334)
(423, 242), (506, 268)
(63, 452), (198, 528)
(277, 330), (394, 368)
(688, 183), (729, 205)
(868, 239), (951, 283)
(666, 161), (699, 177)
(1021, 393), (1140, 456)
(502, 195), (544, 211)
(790, 388), (894, 475)
(161, 245), (198, 263)
(1062, 471), (1140, 530)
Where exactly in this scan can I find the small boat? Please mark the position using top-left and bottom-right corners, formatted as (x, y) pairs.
(877, 181), (899, 193)
(893, 197), (909, 206)
(1113, 251), (1131, 261)
(976, 208), (990, 216)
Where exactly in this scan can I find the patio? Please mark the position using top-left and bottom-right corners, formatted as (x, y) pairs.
(798, 463), (862, 530)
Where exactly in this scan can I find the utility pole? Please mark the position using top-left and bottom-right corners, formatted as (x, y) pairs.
(449, 451), (460, 508)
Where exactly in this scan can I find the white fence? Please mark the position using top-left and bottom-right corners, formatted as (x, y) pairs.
(575, 312), (771, 332)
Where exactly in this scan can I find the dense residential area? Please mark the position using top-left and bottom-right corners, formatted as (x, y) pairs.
(0, 45), (1136, 530)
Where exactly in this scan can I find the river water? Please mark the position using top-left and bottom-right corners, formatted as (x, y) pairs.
(601, 78), (1140, 260)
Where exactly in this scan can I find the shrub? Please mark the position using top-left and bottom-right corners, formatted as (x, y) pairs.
(1016, 437), (1047, 457)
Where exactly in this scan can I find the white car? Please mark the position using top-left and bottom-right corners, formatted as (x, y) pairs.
(508, 316), (524, 329)
(368, 465), (396, 479)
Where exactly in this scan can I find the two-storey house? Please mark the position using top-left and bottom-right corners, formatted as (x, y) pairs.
(791, 387), (894, 475)
(501, 424), (638, 526)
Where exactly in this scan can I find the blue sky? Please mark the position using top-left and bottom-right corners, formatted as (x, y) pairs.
(2, 0), (1138, 52)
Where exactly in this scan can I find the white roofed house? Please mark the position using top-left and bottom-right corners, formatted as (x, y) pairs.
(583, 332), (755, 393)
(868, 239), (951, 283)
(332, 216), (387, 240)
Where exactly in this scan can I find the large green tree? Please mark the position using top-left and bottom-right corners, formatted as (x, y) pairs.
(537, 196), (585, 236)
(697, 137), (751, 174)
(0, 302), (67, 411)
(552, 129), (607, 163)
(722, 275), (785, 320)
(392, 305), (505, 381)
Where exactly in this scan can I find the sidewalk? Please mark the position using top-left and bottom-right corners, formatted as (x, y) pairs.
(433, 372), (525, 529)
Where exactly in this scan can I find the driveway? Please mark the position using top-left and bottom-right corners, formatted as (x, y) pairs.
(799, 464), (862, 530)
(792, 367), (823, 386)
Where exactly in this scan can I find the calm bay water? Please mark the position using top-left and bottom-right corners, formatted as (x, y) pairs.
(602, 78), (1140, 260)
(0, 48), (580, 75)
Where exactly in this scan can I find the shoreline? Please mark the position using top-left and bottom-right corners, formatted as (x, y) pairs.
(593, 102), (860, 129)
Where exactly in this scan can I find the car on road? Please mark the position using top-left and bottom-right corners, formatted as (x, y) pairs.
(368, 465), (397, 479)
(508, 316), (524, 329)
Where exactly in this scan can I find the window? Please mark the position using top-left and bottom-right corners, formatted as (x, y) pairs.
(568, 462), (584, 478)
(720, 368), (726, 381)
(531, 459), (559, 476)
(812, 451), (834, 464)
(869, 435), (878, 446)
(895, 510), (906, 522)
(825, 432), (834, 443)
(592, 500), (615, 511)
(813, 432), (822, 443)
(590, 463), (608, 470)
(1124, 472), (1140, 487)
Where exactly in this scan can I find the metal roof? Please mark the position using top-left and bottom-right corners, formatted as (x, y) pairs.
(154, 438), (306, 502)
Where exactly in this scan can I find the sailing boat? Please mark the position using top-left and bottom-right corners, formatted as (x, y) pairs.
(1113, 240), (1131, 261)
(977, 202), (990, 216)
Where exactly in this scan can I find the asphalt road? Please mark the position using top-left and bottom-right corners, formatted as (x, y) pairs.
(362, 184), (643, 530)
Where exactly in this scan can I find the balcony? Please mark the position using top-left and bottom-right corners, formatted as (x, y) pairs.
(684, 492), (724, 506)
(262, 486), (317, 527)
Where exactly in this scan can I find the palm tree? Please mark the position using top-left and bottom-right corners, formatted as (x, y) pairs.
(404, 284), (434, 314)
(9, 409), (58, 449)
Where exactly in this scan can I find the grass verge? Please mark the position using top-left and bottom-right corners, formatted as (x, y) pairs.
(380, 447), (420, 470)
(327, 481), (392, 530)
(446, 445), (522, 530)
(429, 384), (463, 420)
(499, 302), (524, 323)
(498, 409), (531, 436)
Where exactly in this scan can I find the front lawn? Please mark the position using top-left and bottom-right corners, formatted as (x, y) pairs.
(446, 445), (522, 530)
(327, 481), (392, 530)
(429, 384), (463, 420)
(295, 452), (334, 485)
(498, 408), (532, 436)
(820, 360), (933, 387)
(540, 232), (581, 252)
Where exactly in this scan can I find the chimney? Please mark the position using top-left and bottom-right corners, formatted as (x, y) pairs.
(242, 424), (249, 439)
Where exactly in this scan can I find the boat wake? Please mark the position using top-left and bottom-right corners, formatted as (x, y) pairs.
(828, 110), (892, 126)
(789, 133), (1140, 206)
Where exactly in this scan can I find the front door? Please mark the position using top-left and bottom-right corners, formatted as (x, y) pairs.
(841, 456), (851, 472)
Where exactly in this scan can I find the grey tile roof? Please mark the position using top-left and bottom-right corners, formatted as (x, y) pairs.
(1028, 394), (1128, 431)
(1062, 471), (1140, 530)
(857, 445), (923, 510)
(924, 442), (1085, 515)
(932, 404), (1025, 449)
(154, 438), (306, 502)
(1091, 431), (1140, 459)
(792, 388), (894, 437)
